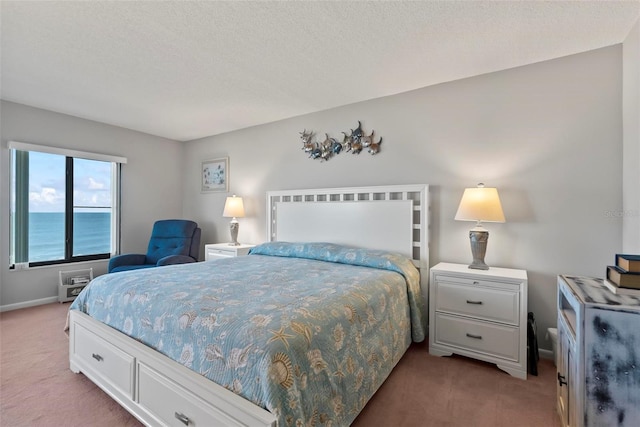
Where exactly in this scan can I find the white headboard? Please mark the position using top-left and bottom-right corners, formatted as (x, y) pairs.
(275, 200), (413, 256)
(266, 184), (429, 294)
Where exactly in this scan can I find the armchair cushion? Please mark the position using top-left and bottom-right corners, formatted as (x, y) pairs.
(108, 254), (147, 273)
(108, 219), (201, 273)
(156, 254), (198, 266)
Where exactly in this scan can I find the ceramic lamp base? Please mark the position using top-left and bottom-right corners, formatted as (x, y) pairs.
(229, 219), (240, 246)
(468, 229), (489, 270)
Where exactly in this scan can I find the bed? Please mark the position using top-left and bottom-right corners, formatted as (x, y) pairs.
(68, 184), (429, 426)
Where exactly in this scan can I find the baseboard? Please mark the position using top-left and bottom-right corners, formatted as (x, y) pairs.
(538, 348), (554, 360)
(0, 296), (59, 312)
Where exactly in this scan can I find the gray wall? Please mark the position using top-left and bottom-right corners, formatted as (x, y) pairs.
(0, 42), (633, 355)
(623, 19), (640, 253)
(0, 101), (185, 309)
(183, 46), (624, 353)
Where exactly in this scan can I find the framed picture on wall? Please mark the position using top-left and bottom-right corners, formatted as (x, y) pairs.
(201, 157), (229, 193)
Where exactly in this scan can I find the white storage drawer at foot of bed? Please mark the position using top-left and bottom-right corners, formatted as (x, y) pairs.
(137, 362), (243, 427)
(434, 313), (520, 362)
(69, 310), (277, 427)
(73, 323), (135, 398)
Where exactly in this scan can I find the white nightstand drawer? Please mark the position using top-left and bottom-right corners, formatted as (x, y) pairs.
(206, 248), (235, 260)
(434, 313), (520, 362)
(435, 281), (519, 326)
(433, 273), (520, 292)
(204, 243), (254, 261)
(137, 363), (242, 427)
(74, 323), (134, 397)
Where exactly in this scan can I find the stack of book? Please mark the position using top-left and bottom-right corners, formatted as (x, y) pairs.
(604, 254), (640, 295)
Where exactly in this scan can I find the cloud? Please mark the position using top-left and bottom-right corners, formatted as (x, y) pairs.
(72, 189), (109, 207)
(28, 184), (111, 212)
(87, 177), (105, 190)
(29, 187), (64, 211)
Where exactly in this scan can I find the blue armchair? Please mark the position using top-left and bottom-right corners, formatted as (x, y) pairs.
(108, 219), (201, 273)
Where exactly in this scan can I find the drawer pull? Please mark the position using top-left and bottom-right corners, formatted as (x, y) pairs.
(472, 281), (480, 285)
(466, 300), (483, 305)
(557, 372), (567, 387)
(92, 353), (104, 362)
(466, 333), (482, 340)
(175, 412), (191, 425)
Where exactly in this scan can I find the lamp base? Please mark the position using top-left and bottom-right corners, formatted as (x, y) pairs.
(229, 219), (240, 246)
(469, 260), (489, 270)
(468, 229), (489, 270)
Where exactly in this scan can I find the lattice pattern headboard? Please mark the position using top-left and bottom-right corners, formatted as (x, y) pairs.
(266, 184), (430, 295)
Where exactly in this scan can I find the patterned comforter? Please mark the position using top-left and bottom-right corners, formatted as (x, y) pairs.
(70, 242), (426, 426)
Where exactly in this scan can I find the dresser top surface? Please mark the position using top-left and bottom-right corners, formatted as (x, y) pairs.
(559, 275), (640, 309)
(431, 262), (527, 281)
(205, 243), (256, 250)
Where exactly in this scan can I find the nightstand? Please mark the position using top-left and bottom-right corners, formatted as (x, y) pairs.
(429, 262), (528, 379)
(204, 243), (255, 261)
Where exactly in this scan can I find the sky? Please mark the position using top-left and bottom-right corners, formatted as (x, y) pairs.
(24, 151), (112, 213)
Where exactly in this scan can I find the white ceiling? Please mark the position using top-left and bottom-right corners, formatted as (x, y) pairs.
(2, 1), (639, 142)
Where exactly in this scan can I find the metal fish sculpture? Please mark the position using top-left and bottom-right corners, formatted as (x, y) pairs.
(361, 130), (374, 147)
(319, 133), (334, 161)
(341, 132), (352, 152)
(332, 138), (343, 154)
(350, 121), (364, 141)
(319, 134), (333, 151)
(300, 129), (315, 153)
(309, 147), (322, 159)
(320, 146), (332, 161)
(368, 137), (382, 155)
(351, 139), (363, 154)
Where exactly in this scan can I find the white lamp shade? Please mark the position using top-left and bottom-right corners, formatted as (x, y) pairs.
(223, 195), (245, 218)
(455, 186), (505, 223)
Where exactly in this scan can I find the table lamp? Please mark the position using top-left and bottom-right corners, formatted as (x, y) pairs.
(223, 195), (245, 246)
(455, 183), (505, 270)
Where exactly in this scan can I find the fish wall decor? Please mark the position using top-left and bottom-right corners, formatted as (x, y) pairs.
(298, 121), (383, 161)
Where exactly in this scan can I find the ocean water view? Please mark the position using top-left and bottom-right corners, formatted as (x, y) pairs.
(28, 212), (111, 262)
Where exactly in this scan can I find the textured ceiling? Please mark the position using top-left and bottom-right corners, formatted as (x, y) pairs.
(1, 1), (639, 142)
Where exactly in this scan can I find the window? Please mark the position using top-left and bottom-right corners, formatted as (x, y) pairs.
(9, 141), (126, 268)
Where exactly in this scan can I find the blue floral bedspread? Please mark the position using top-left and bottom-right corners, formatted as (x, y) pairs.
(70, 242), (426, 426)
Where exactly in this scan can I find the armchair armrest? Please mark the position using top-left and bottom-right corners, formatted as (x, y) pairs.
(108, 253), (147, 272)
(156, 255), (197, 266)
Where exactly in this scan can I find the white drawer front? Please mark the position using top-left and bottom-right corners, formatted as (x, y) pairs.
(74, 323), (134, 396)
(137, 362), (243, 427)
(206, 249), (233, 261)
(434, 313), (520, 362)
(434, 273), (521, 291)
(435, 281), (519, 325)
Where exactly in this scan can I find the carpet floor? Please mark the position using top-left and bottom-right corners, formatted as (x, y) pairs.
(1, 302), (561, 426)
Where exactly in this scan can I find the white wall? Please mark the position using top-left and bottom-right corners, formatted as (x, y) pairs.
(183, 47), (624, 352)
(623, 18), (640, 253)
(0, 101), (185, 309)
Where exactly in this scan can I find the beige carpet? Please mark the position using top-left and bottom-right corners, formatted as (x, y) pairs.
(1, 303), (561, 426)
